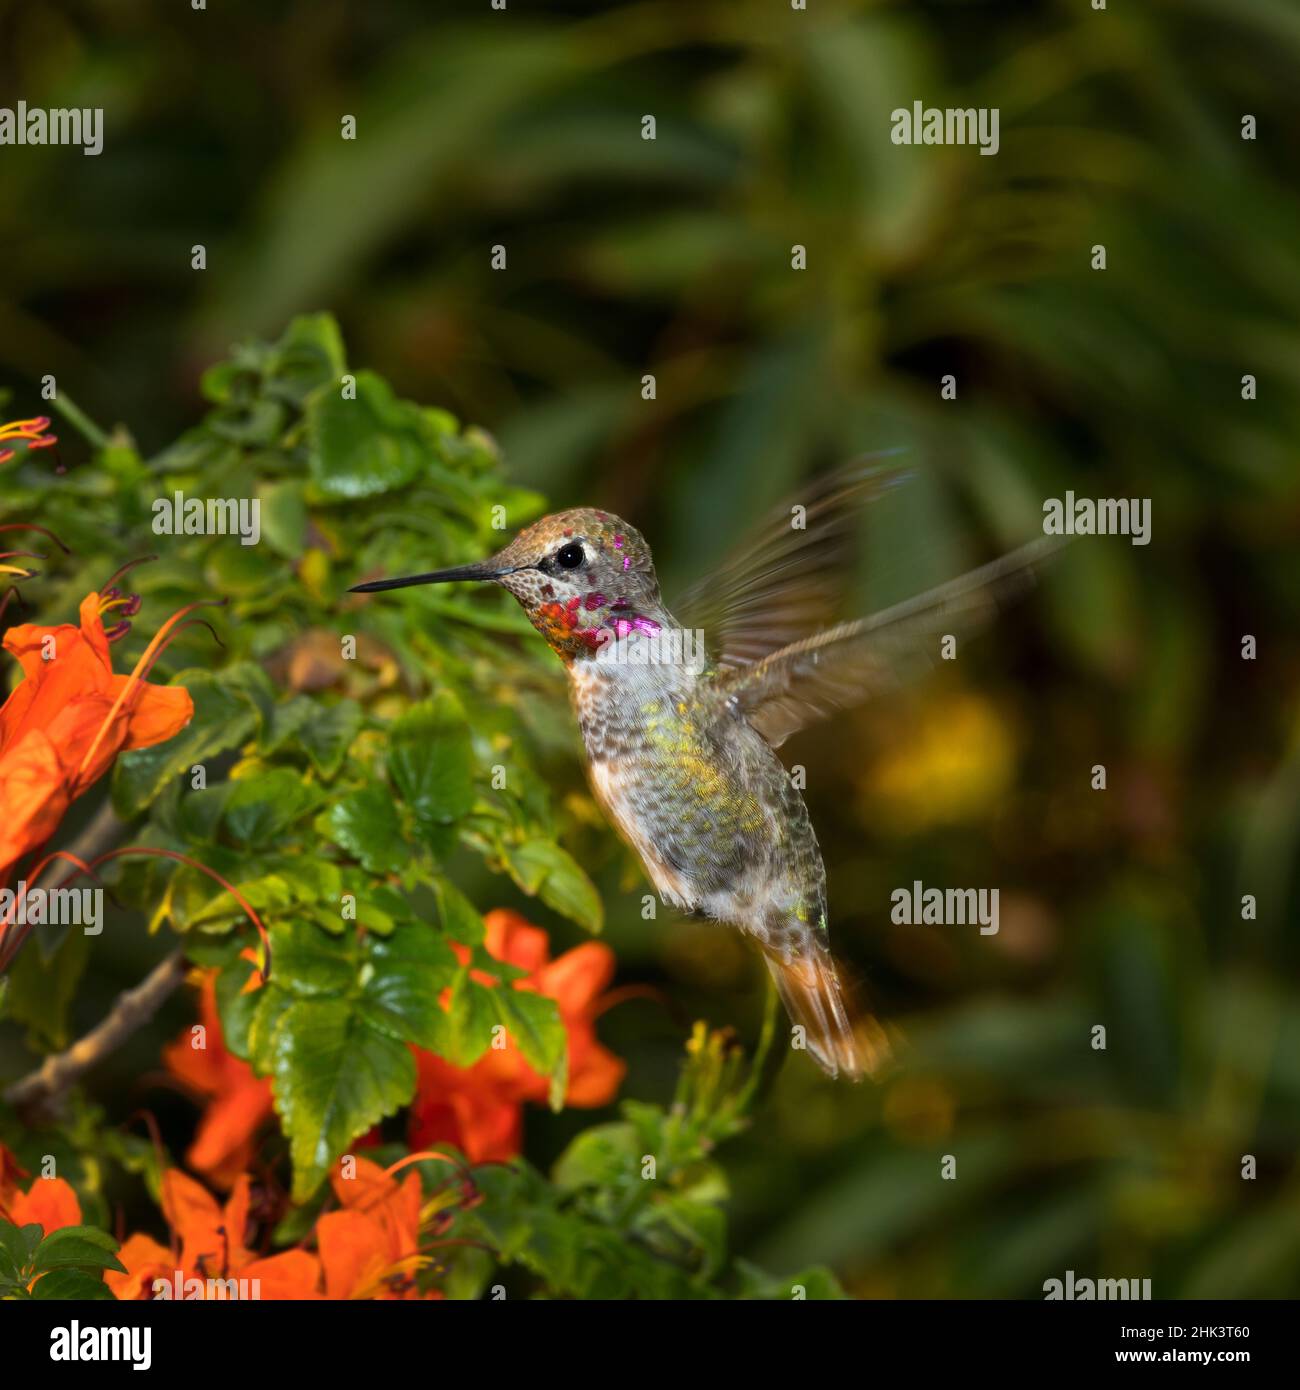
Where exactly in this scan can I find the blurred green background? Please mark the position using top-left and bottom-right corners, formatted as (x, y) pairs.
(4, 0), (1300, 1296)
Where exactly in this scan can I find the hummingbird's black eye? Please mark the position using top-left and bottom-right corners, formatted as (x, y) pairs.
(555, 542), (585, 569)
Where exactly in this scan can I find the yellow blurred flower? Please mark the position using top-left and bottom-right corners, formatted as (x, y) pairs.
(861, 691), (1017, 835)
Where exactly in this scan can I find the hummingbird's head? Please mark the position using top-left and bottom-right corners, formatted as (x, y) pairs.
(350, 508), (665, 662)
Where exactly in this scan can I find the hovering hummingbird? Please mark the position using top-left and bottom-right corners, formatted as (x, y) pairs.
(351, 466), (1054, 1079)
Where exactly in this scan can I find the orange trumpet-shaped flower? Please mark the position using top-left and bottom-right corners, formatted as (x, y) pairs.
(0, 590), (194, 885)
(408, 910), (625, 1162)
(0, 1144), (83, 1236)
(316, 1157), (440, 1300)
(0, 1147), (87, 1294)
(163, 970), (275, 1190)
(106, 1170), (321, 1301)
(0, 416), (57, 467)
(107, 1163), (443, 1300)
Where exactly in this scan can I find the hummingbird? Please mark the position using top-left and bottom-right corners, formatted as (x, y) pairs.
(350, 466), (1054, 1079)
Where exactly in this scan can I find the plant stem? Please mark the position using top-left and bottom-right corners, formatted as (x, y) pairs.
(737, 971), (779, 1113)
(3, 948), (187, 1111)
(51, 393), (110, 450)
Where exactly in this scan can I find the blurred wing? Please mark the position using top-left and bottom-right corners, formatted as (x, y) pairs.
(714, 537), (1060, 748)
(671, 456), (912, 672)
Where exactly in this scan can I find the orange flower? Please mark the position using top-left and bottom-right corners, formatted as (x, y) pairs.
(163, 970), (274, 1189)
(0, 416), (57, 467)
(408, 910), (625, 1162)
(0, 1154), (82, 1236)
(108, 1162), (445, 1301)
(0, 1151), (87, 1293)
(316, 1157), (438, 1300)
(107, 1169), (321, 1301)
(0, 590), (194, 884)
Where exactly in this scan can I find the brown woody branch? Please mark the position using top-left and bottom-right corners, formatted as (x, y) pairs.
(3, 947), (187, 1112)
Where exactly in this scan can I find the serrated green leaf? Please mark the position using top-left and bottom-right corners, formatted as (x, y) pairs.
(32, 1226), (125, 1275)
(224, 769), (323, 846)
(265, 996), (416, 1200)
(388, 695), (475, 829)
(265, 919), (357, 997)
(487, 985), (565, 1087)
(308, 370), (437, 500)
(503, 839), (603, 933)
(318, 788), (407, 874)
(357, 924), (459, 1050)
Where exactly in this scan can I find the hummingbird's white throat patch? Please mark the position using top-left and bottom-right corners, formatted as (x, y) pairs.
(591, 625), (707, 673)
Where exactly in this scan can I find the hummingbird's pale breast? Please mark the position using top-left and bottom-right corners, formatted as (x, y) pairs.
(567, 627), (829, 964)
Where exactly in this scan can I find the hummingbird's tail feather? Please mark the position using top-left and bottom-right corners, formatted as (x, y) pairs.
(762, 942), (890, 1082)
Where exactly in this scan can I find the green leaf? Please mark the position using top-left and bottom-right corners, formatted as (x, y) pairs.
(215, 954), (262, 1060)
(266, 313), (348, 407)
(258, 479), (309, 558)
(1, 926), (91, 1050)
(266, 919), (357, 997)
(318, 789), (406, 874)
(31, 1226), (126, 1275)
(502, 839), (604, 933)
(340, 879), (411, 937)
(247, 984), (295, 1075)
(204, 543), (282, 598)
(733, 1258), (847, 1301)
(487, 986), (565, 1089)
(224, 769), (323, 846)
(113, 664), (274, 814)
(298, 700), (363, 779)
(0, 1221), (34, 1287)
(357, 925), (459, 1050)
(552, 1122), (642, 1192)
(434, 877), (486, 946)
(387, 694), (475, 829)
(263, 695), (314, 752)
(308, 370), (438, 500)
(246, 918), (456, 1197)
(638, 1195), (727, 1279)
(32, 1268), (115, 1300)
(262, 995), (416, 1200)
(444, 971), (498, 1068)
(174, 855), (344, 935)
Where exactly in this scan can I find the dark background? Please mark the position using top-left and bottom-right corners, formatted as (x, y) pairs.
(3, 0), (1299, 1295)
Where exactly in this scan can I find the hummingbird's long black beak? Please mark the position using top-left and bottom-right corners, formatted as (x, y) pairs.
(348, 562), (514, 594)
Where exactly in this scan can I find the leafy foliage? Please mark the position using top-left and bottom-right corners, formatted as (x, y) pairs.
(0, 1221), (123, 1301)
(6, 314), (582, 1195)
(0, 317), (837, 1298)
